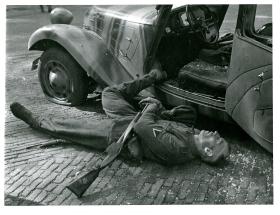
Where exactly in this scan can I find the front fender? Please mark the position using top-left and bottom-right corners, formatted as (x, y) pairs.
(28, 24), (133, 86)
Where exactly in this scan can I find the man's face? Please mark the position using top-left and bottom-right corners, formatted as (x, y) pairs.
(194, 130), (229, 163)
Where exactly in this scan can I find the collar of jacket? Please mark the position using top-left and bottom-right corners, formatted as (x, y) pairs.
(165, 124), (200, 157)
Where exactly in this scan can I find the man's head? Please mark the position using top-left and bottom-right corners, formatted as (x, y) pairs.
(194, 130), (229, 164)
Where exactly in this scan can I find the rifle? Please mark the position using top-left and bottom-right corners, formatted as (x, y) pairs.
(66, 104), (149, 198)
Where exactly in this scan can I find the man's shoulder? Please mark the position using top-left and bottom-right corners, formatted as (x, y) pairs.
(157, 120), (190, 129)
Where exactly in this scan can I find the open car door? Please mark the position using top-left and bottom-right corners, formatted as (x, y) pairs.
(225, 5), (272, 152)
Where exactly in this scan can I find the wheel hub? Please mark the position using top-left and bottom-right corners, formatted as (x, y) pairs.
(46, 61), (69, 98)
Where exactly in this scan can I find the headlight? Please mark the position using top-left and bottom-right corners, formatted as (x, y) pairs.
(50, 8), (73, 24)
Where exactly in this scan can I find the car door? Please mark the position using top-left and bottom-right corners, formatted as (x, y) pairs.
(225, 5), (272, 152)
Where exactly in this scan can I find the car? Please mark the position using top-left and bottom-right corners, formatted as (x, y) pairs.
(28, 5), (272, 153)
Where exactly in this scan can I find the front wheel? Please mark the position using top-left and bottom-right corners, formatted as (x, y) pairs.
(38, 47), (89, 106)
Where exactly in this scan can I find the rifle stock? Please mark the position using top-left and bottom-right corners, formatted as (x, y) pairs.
(66, 166), (104, 198)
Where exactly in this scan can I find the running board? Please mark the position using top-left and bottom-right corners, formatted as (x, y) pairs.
(155, 83), (233, 123)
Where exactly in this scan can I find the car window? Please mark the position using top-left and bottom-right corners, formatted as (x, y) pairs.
(254, 5), (272, 34)
(251, 5), (272, 46)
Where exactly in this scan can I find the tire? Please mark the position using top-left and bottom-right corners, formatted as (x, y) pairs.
(38, 47), (89, 106)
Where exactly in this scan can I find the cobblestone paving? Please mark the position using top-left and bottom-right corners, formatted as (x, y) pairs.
(5, 5), (273, 205)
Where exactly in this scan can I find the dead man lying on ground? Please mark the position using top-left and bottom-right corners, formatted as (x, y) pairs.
(10, 64), (229, 166)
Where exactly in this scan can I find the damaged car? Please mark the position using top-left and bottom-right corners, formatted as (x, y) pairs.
(28, 5), (272, 153)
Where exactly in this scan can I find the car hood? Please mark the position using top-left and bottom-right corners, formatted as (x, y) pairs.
(84, 5), (158, 26)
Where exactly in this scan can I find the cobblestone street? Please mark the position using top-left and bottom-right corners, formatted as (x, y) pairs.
(5, 5), (273, 205)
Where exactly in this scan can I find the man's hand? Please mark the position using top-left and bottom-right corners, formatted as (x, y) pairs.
(149, 69), (167, 83)
(139, 97), (162, 108)
(139, 97), (165, 113)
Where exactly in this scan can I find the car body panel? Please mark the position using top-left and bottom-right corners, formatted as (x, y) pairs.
(83, 5), (158, 79)
(28, 6), (172, 88)
(225, 5), (272, 152)
(83, 5), (175, 78)
(28, 24), (134, 87)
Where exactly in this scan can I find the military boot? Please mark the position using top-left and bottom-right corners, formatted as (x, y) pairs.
(10, 102), (41, 128)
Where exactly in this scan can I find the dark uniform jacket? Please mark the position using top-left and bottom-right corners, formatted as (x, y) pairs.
(134, 104), (199, 165)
